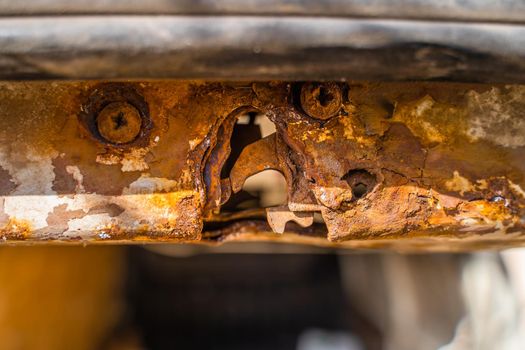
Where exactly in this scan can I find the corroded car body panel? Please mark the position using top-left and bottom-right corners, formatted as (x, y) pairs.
(0, 81), (524, 249)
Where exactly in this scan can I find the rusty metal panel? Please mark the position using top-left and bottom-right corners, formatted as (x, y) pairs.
(0, 81), (524, 250)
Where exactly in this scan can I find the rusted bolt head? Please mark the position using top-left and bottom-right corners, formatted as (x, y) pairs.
(96, 102), (142, 144)
(300, 82), (342, 120)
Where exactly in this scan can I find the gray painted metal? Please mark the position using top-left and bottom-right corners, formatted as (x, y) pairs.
(1, 16), (524, 82)
(0, 0), (524, 24)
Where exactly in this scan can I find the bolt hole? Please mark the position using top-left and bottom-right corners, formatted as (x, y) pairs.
(380, 99), (395, 119)
(352, 183), (368, 199)
(342, 169), (376, 201)
(318, 87), (334, 107)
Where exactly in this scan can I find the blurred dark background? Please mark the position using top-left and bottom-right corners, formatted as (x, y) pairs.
(1, 245), (499, 350)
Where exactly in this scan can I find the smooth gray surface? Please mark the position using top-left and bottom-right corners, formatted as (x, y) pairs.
(1, 16), (524, 82)
(0, 0), (524, 23)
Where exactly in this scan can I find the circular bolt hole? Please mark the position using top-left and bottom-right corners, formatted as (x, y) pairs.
(342, 169), (377, 201)
(96, 101), (142, 144)
(352, 183), (368, 199)
(299, 82), (342, 120)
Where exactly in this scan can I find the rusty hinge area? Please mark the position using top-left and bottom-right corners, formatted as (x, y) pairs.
(0, 81), (524, 249)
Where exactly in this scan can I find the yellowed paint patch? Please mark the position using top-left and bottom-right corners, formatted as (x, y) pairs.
(338, 115), (374, 145)
(65, 165), (85, 193)
(466, 86), (525, 148)
(445, 171), (476, 196)
(509, 180), (525, 199)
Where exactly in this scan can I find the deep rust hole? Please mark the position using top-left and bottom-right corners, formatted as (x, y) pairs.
(220, 113), (281, 212)
(343, 169), (377, 201)
(352, 183), (368, 199)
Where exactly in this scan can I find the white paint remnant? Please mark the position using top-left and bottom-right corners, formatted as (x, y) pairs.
(414, 95), (434, 116)
(96, 153), (120, 166)
(445, 171), (475, 196)
(466, 86), (525, 148)
(67, 213), (114, 235)
(123, 173), (180, 194)
(0, 190), (198, 236)
(4, 196), (65, 230)
(0, 144), (58, 195)
(189, 138), (201, 150)
(444, 171), (492, 196)
(0, 138), (197, 234)
(96, 148), (150, 172)
(0, 142), (61, 230)
(392, 95), (445, 145)
(120, 148), (150, 172)
(65, 165), (85, 193)
(509, 180), (525, 199)
(459, 218), (479, 226)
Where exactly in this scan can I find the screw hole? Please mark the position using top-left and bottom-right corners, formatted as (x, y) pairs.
(342, 169), (376, 201)
(352, 183), (368, 199)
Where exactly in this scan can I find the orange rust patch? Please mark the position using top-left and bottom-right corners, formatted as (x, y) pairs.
(459, 200), (513, 222)
(0, 219), (32, 241)
(0, 81), (523, 250)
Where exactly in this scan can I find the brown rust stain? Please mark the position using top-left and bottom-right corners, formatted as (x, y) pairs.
(0, 167), (16, 195)
(0, 218), (32, 241)
(0, 80), (523, 249)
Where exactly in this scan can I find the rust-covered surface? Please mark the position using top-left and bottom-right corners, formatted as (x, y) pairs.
(0, 81), (524, 250)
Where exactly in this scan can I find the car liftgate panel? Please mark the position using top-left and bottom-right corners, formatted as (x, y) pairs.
(0, 81), (524, 250)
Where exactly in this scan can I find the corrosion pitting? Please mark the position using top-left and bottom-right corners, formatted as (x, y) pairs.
(0, 81), (523, 250)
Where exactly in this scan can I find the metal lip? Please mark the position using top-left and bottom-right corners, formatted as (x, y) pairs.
(1, 16), (525, 82)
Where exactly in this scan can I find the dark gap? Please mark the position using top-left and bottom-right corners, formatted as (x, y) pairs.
(352, 183), (368, 199)
(342, 169), (377, 201)
(220, 112), (260, 179)
(318, 86), (334, 106)
(221, 113), (283, 213)
(112, 111), (127, 129)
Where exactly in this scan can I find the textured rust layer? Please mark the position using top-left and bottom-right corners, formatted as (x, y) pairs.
(0, 81), (524, 249)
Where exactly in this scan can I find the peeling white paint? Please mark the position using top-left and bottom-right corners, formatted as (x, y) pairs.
(123, 173), (180, 194)
(96, 148), (150, 172)
(1, 191), (199, 235)
(96, 153), (120, 166)
(66, 213), (114, 235)
(4, 196), (65, 230)
(466, 86), (525, 148)
(0, 142), (60, 229)
(65, 165), (85, 193)
(0, 143), (58, 195)
(445, 171), (475, 196)
(0, 139), (198, 234)
(120, 148), (150, 172)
